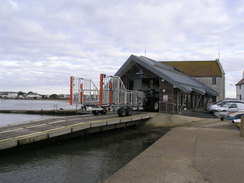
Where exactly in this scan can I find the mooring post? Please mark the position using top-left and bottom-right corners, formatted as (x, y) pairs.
(240, 116), (244, 137)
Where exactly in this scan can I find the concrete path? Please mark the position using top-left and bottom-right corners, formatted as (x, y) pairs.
(106, 118), (244, 183)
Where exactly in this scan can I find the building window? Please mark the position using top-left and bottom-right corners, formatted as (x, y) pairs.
(240, 85), (241, 90)
(212, 96), (216, 103)
(212, 77), (216, 85)
(240, 95), (242, 100)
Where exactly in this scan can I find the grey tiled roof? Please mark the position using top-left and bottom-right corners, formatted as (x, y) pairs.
(115, 55), (219, 96)
(236, 79), (244, 85)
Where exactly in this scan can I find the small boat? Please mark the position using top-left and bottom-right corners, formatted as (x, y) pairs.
(224, 111), (244, 121)
(224, 112), (244, 128)
(229, 111), (244, 118)
(233, 118), (241, 128)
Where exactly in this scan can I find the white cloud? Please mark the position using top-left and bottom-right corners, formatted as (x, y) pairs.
(0, 0), (243, 97)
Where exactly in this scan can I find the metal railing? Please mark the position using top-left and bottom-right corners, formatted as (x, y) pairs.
(159, 101), (177, 113)
(70, 75), (145, 110)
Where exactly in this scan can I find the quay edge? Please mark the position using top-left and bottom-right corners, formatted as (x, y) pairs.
(0, 113), (157, 152)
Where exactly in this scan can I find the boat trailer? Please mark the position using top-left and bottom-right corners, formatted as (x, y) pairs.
(70, 74), (145, 117)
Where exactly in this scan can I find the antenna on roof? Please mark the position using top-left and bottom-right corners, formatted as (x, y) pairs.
(218, 52), (220, 60)
(145, 50), (147, 56)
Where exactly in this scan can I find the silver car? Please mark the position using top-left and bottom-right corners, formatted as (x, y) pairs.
(213, 103), (244, 119)
(207, 100), (244, 112)
(214, 103), (244, 112)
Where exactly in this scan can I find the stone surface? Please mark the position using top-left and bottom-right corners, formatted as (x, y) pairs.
(0, 139), (18, 150)
(106, 127), (244, 183)
(48, 128), (72, 138)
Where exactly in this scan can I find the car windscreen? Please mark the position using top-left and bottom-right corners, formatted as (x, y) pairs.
(217, 101), (225, 106)
(222, 104), (230, 108)
(218, 101), (229, 106)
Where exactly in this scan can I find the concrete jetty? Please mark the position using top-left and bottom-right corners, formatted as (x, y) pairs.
(0, 112), (157, 151)
(106, 114), (243, 183)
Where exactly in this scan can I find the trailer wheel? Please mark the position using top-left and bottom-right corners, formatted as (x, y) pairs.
(154, 101), (159, 111)
(117, 107), (126, 117)
(100, 109), (107, 115)
(92, 110), (99, 115)
(126, 107), (133, 116)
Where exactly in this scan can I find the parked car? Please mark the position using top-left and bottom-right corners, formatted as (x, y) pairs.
(214, 103), (244, 112)
(207, 100), (244, 112)
(214, 106), (244, 119)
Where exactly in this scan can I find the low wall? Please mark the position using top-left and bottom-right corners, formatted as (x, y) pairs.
(145, 113), (207, 127)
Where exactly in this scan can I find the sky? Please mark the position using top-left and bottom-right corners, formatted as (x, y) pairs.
(0, 0), (244, 97)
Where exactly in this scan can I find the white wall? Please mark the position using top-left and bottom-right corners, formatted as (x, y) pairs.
(236, 84), (244, 100)
(194, 76), (225, 101)
(7, 93), (18, 98)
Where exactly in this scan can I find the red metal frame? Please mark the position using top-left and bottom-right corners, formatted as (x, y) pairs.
(70, 76), (73, 105)
(99, 74), (104, 107)
(109, 82), (113, 104)
(80, 84), (83, 103)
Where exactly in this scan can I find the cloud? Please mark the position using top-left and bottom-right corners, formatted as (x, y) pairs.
(0, 0), (243, 97)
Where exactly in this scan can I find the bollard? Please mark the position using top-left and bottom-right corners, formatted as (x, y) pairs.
(240, 116), (244, 137)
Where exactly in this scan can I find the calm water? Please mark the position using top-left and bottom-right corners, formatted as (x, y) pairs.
(0, 127), (169, 183)
(0, 99), (77, 126)
(0, 113), (57, 126)
(0, 99), (168, 183)
(0, 99), (75, 110)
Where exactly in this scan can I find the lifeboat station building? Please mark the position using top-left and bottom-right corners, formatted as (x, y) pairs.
(115, 55), (219, 114)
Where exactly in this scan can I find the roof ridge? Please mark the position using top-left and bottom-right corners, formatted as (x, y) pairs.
(138, 56), (218, 95)
(139, 56), (189, 76)
(160, 60), (218, 62)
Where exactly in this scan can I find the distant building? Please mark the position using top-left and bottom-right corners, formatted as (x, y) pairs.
(0, 92), (8, 98)
(18, 95), (25, 99)
(162, 59), (225, 102)
(63, 94), (70, 99)
(7, 92), (18, 99)
(26, 93), (41, 99)
(236, 71), (244, 100)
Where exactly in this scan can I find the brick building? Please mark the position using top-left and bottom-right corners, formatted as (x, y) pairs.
(115, 55), (219, 113)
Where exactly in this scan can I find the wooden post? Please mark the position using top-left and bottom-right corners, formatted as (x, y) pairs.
(193, 94), (195, 111)
(240, 116), (244, 137)
(176, 90), (180, 114)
